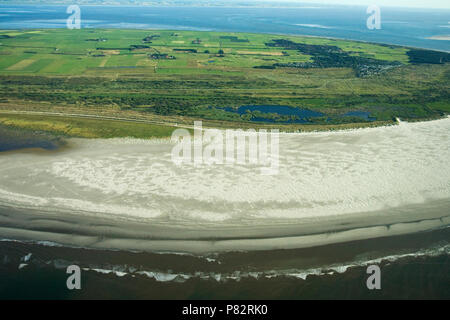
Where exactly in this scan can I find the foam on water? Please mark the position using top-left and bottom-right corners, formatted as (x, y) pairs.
(34, 243), (450, 283)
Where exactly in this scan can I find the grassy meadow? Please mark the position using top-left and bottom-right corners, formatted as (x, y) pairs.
(0, 28), (448, 137)
(0, 113), (177, 138)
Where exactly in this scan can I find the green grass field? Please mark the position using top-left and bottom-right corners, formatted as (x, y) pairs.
(0, 28), (448, 133)
(0, 29), (410, 75)
(0, 113), (177, 138)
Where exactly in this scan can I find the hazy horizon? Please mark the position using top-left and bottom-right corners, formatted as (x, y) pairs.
(1, 0), (450, 10)
(259, 0), (450, 10)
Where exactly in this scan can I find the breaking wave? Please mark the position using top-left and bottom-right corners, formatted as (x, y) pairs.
(10, 240), (449, 283)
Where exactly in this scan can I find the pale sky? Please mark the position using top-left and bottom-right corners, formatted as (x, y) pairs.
(267, 0), (450, 9)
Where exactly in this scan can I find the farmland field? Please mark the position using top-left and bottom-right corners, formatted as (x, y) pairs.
(0, 28), (449, 135)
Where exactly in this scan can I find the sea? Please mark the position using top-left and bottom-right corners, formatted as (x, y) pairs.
(1, 227), (449, 299)
(0, 4), (449, 300)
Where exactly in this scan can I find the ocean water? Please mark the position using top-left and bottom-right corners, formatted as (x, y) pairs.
(0, 227), (449, 299)
(0, 4), (449, 51)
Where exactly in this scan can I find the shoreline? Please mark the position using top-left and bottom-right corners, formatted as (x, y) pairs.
(1, 226), (448, 299)
(0, 198), (448, 254)
(2, 108), (447, 141)
(0, 111), (448, 155)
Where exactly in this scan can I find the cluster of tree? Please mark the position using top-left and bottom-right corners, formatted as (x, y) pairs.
(407, 49), (450, 64)
(130, 45), (150, 50)
(149, 53), (176, 60)
(219, 36), (249, 42)
(85, 38), (107, 42)
(240, 110), (302, 123)
(253, 65), (276, 69)
(266, 39), (402, 77)
(173, 48), (197, 53)
(142, 35), (160, 43)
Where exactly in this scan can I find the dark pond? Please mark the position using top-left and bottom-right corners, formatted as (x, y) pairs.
(215, 105), (324, 124)
(0, 125), (65, 152)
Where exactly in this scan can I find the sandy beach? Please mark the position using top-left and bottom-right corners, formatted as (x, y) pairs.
(427, 35), (450, 41)
(0, 117), (449, 253)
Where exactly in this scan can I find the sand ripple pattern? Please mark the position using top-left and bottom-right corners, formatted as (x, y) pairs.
(0, 118), (449, 223)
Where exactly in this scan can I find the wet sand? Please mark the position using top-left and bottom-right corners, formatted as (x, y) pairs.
(0, 200), (448, 253)
(0, 118), (449, 253)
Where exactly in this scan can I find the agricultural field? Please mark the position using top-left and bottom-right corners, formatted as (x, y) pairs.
(0, 28), (449, 133)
